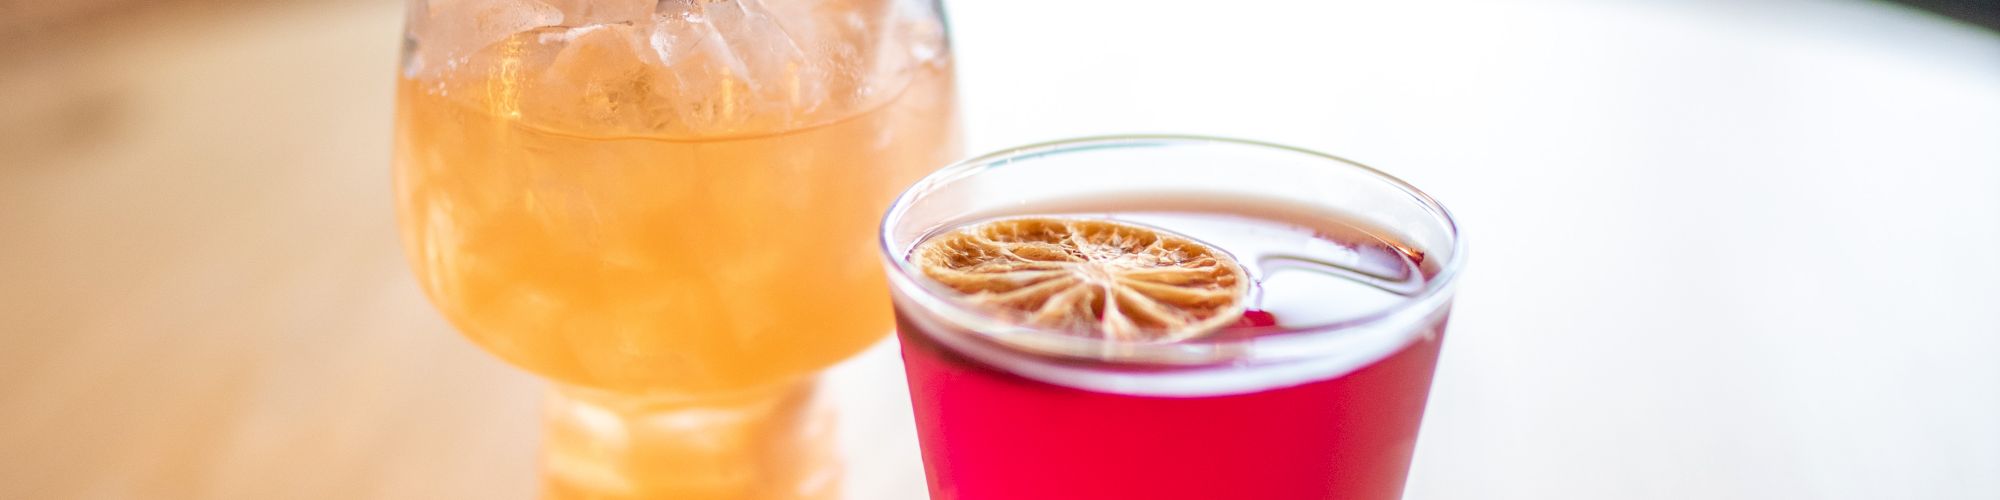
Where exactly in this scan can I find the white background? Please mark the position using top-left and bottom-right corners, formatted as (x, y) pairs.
(944, 1), (2000, 498)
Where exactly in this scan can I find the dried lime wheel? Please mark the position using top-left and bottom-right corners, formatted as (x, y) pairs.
(913, 217), (1250, 341)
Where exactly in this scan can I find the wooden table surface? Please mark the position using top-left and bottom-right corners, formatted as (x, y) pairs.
(3, 1), (543, 497)
(3, 0), (1997, 499)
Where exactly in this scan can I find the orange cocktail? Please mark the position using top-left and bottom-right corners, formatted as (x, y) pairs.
(391, 0), (959, 497)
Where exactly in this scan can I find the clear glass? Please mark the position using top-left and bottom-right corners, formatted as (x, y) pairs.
(391, 0), (961, 498)
(880, 136), (1464, 500)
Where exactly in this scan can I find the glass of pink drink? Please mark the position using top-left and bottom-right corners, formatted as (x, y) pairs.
(877, 136), (1465, 500)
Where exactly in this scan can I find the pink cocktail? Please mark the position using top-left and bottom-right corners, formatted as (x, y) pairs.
(878, 137), (1465, 500)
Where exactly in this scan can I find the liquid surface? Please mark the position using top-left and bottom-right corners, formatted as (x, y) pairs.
(907, 201), (1435, 348)
(1103, 210), (1427, 329)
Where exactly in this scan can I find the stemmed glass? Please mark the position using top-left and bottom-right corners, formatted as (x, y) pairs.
(391, 0), (959, 497)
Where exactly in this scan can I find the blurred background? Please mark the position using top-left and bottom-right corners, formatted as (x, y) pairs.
(3, 0), (1996, 499)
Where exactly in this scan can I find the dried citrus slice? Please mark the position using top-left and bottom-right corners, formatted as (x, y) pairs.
(912, 217), (1251, 342)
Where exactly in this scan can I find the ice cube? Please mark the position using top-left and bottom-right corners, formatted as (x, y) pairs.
(529, 23), (679, 138)
(413, 0), (912, 137)
(413, 0), (565, 77)
(646, 0), (830, 131)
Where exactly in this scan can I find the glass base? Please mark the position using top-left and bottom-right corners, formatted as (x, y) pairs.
(538, 379), (840, 500)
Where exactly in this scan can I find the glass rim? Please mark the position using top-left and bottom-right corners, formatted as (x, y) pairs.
(878, 134), (1466, 366)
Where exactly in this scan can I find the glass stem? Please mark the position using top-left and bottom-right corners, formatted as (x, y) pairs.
(539, 378), (840, 500)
